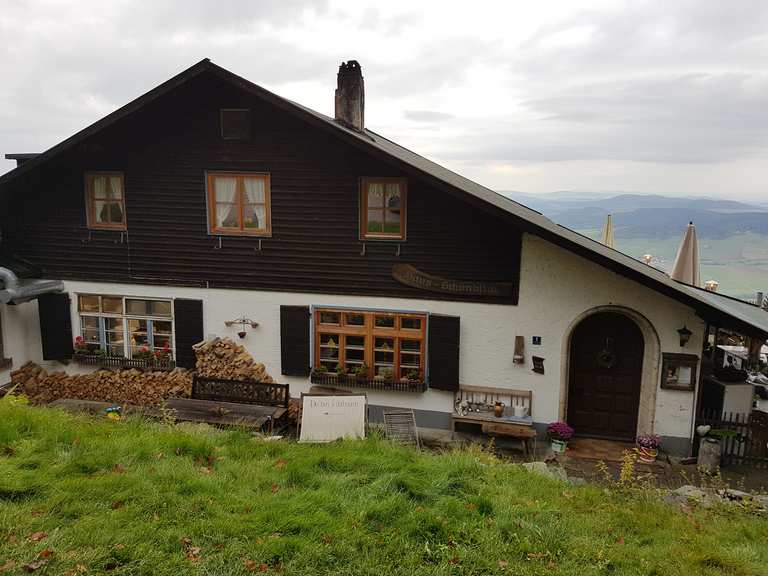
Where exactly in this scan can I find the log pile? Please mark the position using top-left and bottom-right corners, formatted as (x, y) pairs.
(193, 338), (274, 383)
(10, 362), (192, 405)
(8, 338), (277, 406)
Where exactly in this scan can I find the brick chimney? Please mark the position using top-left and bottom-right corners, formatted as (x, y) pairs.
(334, 60), (364, 131)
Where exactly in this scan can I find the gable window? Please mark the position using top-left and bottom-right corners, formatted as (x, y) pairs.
(220, 109), (251, 140)
(207, 172), (272, 236)
(77, 294), (174, 360)
(314, 308), (425, 380)
(360, 178), (407, 240)
(85, 172), (126, 230)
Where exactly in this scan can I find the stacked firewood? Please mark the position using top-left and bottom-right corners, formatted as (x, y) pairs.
(10, 362), (192, 405)
(193, 338), (274, 383)
(8, 338), (276, 406)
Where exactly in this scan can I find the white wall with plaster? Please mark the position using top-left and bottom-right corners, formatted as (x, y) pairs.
(2, 232), (707, 443)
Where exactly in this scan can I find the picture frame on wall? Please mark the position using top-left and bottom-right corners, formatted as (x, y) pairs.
(660, 353), (698, 391)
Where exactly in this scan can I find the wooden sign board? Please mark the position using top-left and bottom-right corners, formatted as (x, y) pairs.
(299, 395), (367, 443)
(392, 264), (515, 298)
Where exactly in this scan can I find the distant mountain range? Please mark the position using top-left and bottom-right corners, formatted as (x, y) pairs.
(504, 192), (768, 238)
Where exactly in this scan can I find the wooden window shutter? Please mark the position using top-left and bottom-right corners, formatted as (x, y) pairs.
(281, 305), (310, 376)
(428, 314), (460, 391)
(173, 299), (204, 369)
(37, 293), (73, 361)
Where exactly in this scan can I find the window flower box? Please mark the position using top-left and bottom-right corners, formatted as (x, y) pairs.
(311, 370), (426, 393)
(73, 353), (176, 371)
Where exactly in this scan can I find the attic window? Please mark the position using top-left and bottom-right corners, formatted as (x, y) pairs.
(360, 178), (407, 240)
(220, 109), (251, 140)
(85, 172), (126, 230)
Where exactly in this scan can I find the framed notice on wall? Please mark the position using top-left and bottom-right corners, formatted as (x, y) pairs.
(661, 353), (698, 391)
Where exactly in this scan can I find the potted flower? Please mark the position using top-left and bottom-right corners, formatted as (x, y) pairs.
(73, 336), (90, 355)
(547, 421), (574, 453)
(348, 364), (367, 381)
(334, 363), (347, 380)
(635, 434), (661, 463)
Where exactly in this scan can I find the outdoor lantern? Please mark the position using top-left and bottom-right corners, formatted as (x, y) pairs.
(224, 317), (259, 339)
(677, 325), (692, 347)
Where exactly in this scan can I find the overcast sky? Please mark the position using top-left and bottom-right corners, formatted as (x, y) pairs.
(2, 0), (768, 201)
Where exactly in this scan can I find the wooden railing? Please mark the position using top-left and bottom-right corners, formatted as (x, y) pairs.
(73, 354), (175, 371)
(310, 371), (426, 393)
(695, 409), (768, 468)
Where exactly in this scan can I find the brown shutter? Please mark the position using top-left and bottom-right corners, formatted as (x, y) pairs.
(37, 292), (73, 361)
(173, 299), (204, 369)
(281, 305), (310, 376)
(428, 314), (460, 391)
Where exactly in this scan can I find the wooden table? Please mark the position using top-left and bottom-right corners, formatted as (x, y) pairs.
(166, 398), (286, 432)
(452, 412), (537, 455)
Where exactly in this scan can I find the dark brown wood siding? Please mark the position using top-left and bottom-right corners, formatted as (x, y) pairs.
(0, 72), (522, 304)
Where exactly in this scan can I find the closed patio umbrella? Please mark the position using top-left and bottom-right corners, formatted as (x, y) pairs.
(600, 214), (615, 248)
(670, 221), (700, 287)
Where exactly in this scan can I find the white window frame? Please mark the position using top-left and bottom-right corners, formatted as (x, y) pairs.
(76, 294), (175, 359)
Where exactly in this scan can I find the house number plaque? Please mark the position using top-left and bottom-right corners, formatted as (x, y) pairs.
(392, 264), (515, 298)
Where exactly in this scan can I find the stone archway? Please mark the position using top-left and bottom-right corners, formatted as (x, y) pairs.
(560, 306), (660, 439)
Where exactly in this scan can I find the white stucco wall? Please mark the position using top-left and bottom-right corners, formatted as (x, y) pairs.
(0, 299), (43, 385)
(0, 232), (706, 443)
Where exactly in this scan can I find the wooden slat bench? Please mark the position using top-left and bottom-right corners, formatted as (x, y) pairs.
(452, 385), (536, 454)
(189, 375), (289, 432)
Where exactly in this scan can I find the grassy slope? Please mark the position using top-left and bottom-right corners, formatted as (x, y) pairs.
(1, 403), (767, 576)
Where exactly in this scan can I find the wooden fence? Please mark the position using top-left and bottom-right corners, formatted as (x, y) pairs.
(695, 409), (768, 468)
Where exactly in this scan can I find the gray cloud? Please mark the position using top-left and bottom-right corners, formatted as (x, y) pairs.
(403, 110), (455, 122)
(2, 1), (768, 200)
(443, 73), (768, 164)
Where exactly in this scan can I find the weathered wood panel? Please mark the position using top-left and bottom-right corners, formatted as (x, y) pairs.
(1, 72), (522, 304)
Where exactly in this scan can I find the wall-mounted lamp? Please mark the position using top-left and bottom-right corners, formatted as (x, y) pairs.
(225, 317), (259, 339)
(677, 325), (692, 347)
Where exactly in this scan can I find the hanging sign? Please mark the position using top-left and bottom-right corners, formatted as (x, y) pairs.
(299, 395), (367, 443)
(392, 264), (515, 298)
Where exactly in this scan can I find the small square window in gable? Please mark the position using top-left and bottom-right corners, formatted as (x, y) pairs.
(220, 109), (251, 140)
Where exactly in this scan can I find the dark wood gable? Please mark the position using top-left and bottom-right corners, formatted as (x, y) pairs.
(0, 71), (522, 304)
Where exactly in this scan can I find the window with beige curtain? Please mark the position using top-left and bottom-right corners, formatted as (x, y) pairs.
(360, 178), (407, 240)
(85, 172), (126, 230)
(208, 172), (271, 236)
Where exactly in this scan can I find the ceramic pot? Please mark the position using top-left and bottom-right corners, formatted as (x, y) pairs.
(494, 402), (504, 417)
(636, 445), (658, 463)
(551, 439), (567, 453)
(513, 405), (528, 418)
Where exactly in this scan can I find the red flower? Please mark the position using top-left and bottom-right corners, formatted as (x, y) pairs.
(139, 346), (149, 353)
(75, 336), (84, 344)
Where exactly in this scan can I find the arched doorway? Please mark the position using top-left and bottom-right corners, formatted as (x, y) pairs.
(567, 311), (645, 440)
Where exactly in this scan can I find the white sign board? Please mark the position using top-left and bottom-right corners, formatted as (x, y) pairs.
(299, 395), (367, 443)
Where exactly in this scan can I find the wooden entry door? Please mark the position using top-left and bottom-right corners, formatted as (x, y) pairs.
(567, 312), (644, 440)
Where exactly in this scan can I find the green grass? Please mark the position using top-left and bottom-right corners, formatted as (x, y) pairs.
(1, 402), (767, 575)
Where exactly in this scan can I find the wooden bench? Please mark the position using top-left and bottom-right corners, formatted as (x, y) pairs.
(192, 375), (289, 408)
(189, 375), (290, 431)
(452, 385), (536, 454)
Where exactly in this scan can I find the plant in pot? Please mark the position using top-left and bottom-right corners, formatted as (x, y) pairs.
(73, 336), (90, 356)
(546, 421), (574, 453)
(348, 364), (367, 381)
(312, 364), (329, 379)
(635, 434), (661, 463)
(334, 363), (347, 380)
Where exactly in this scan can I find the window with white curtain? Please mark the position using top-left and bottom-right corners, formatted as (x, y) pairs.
(207, 172), (271, 236)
